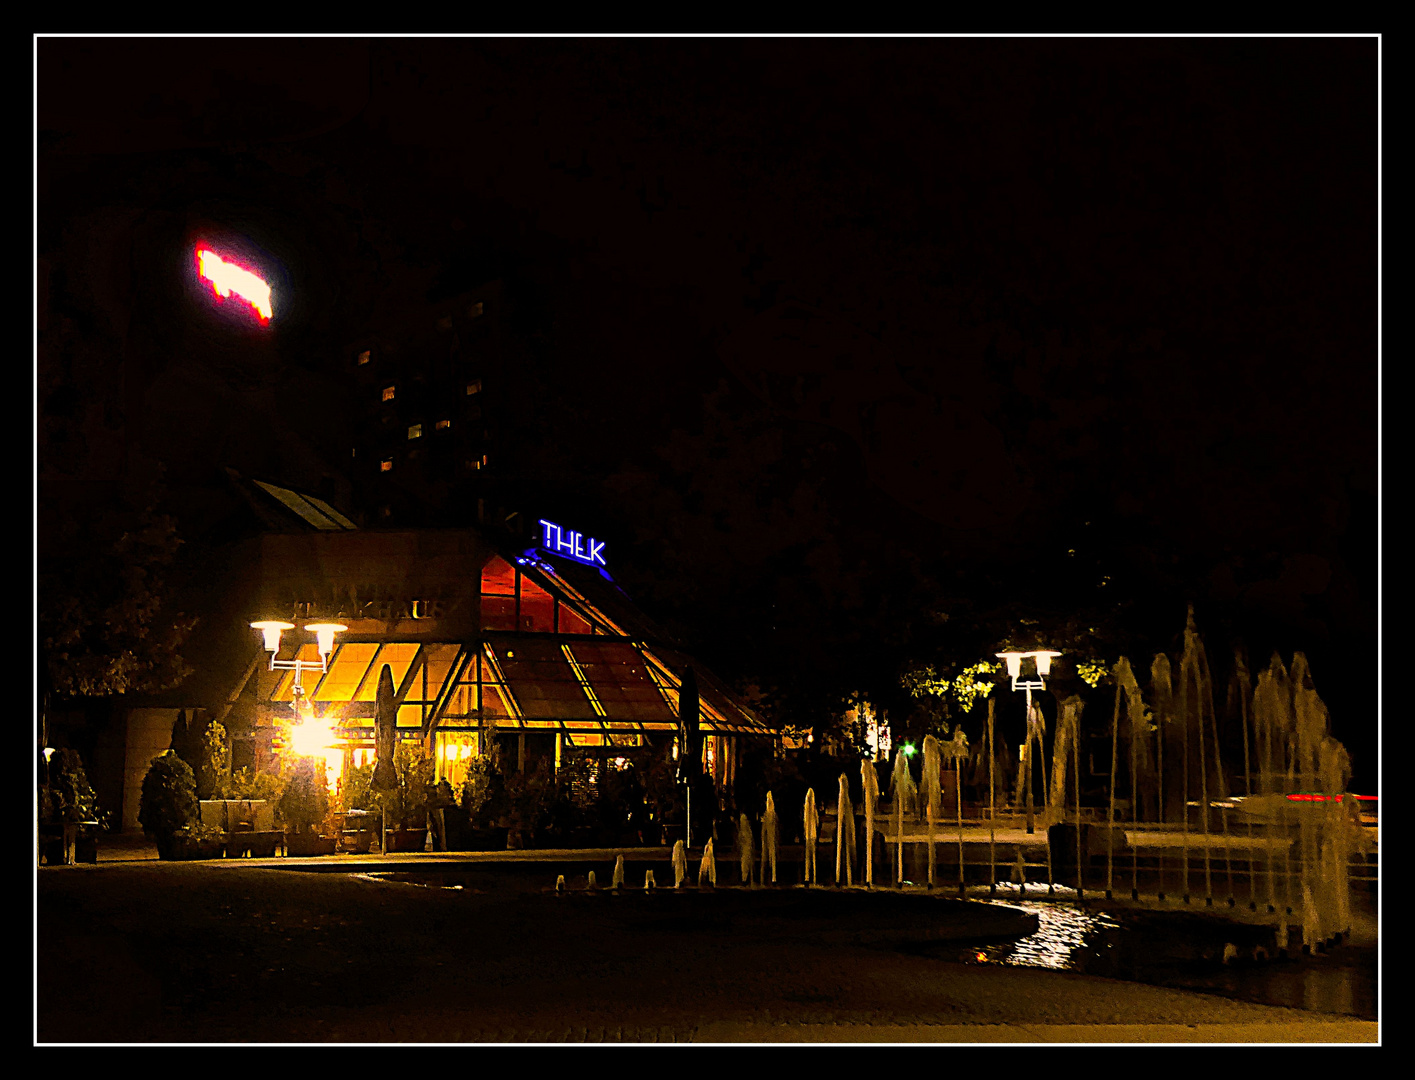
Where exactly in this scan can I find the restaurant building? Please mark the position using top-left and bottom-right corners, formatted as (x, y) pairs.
(113, 472), (774, 831)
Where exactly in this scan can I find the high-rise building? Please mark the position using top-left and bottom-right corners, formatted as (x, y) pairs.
(345, 281), (503, 529)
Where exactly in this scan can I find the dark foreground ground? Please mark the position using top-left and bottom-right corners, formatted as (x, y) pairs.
(37, 859), (1378, 1044)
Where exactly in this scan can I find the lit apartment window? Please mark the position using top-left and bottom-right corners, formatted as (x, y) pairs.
(380, 459), (393, 472)
(436, 419), (451, 430)
(466, 460), (481, 471)
(382, 385), (396, 402)
(408, 424), (423, 440)
(351, 448), (357, 458)
(468, 301), (484, 318)
(465, 380), (482, 396)
(357, 350), (371, 366)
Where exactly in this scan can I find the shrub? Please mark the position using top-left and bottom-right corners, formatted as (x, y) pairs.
(221, 766), (288, 805)
(460, 753), (508, 829)
(49, 748), (100, 823)
(196, 720), (230, 800)
(376, 741), (433, 830)
(339, 762), (377, 812)
(139, 751), (199, 848)
(278, 758), (330, 835)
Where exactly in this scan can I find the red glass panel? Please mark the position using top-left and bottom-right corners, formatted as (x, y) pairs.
(481, 554), (516, 596)
(557, 604), (594, 635)
(481, 683), (514, 718)
(482, 595), (516, 631)
(519, 575), (555, 633)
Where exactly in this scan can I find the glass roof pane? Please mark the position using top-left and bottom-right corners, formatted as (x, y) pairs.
(397, 703), (425, 728)
(487, 638), (596, 720)
(423, 643), (462, 703)
(304, 494), (358, 529)
(253, 480), (342, 530)
(355, 643), (421, 701)
(564, 642), (675, 723)
(312, 643), (379, 701)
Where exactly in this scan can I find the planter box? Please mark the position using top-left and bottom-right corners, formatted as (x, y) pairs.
(39, 835), (66, 865)
(225, 831), (284, 857)
(162, 837), (226, 861)
(340, 829), (373, 854)
(285, 833), (337, 857)
(387, 828), (428, 853)
(74, 833), (99, 864)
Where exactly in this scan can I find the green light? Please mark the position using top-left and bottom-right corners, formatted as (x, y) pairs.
(903, 743), (916, 757)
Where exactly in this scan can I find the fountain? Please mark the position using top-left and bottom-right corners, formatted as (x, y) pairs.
(925, 803), (937, 888)
(861, 760), (879, 887)
(672, 839), (687, 888)
(611, 854), (625, 891)
(803, 788), (818, 886)
(946, 728), (970, 893)
(699, 836), (717, 887)
(587, 870), (598, 891)
(836, 774), (855, 886)
(922, 736), (941, 889)
(645, 869), (656, 891)
(890, 748), (915, 886)
(737, 813), (754, 886)
(556, 874), (566, 894)
(922, 735), (942, 821)
(761, 792), (779, 885)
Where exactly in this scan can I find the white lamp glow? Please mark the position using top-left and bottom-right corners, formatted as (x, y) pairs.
(304, 623), (348, 660)
(251, 620), (295, 652)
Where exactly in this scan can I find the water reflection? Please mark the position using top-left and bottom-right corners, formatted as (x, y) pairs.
(968, 900), (1375, 1019)
(974, 900), (1119, 969)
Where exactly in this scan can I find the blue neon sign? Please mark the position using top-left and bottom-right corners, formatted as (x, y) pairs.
(538, 519), (607, 568)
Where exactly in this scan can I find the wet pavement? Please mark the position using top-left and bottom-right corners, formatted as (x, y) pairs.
(37, 847), (1379, 1044)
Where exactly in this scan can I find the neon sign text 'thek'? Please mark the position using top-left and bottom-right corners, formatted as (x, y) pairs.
(538, 519), (607, 567)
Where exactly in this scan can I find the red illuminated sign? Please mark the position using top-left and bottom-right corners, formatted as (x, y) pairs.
(195, 246), (273, 323)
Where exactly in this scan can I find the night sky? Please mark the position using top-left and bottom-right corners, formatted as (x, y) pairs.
(37, 38), (1379, 784)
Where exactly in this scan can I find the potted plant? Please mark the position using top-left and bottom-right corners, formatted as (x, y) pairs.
(139, 750), (201, 860)
(279, 758), (336, 856)
(338, 762), (377, 854)
(459, 753), (510, 851)
(170, 821), (227, 860)
(38, 785), (65, 865)
(426, 777), (458, 852)
(41, 749), (104, 864)
(378, 741), (433, 852)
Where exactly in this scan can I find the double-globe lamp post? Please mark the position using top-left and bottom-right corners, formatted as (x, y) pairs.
(996, 650), (1061, 835)
(250, 621), (347, 762)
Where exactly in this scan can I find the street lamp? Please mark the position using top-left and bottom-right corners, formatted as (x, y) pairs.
(251, 619), (347, 762)
(996, 650), (1061, 835)
(250, 620), (347, 683)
